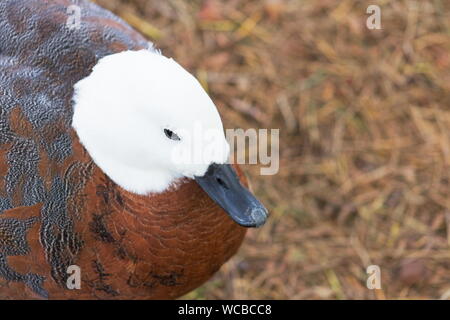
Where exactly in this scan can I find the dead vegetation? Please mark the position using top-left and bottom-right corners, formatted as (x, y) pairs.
(94, 0), (450, 299)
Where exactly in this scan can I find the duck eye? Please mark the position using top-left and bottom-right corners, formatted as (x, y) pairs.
(164, 128), (181, 141)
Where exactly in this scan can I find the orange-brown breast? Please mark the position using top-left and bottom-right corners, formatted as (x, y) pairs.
(0, 132), (247, 299)
(69, 137), (249, 300)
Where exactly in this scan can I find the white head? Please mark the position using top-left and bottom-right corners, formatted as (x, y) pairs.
(72, 49), (230, 195)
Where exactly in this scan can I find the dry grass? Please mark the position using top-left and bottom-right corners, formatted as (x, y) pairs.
(94, 0), (450, 299)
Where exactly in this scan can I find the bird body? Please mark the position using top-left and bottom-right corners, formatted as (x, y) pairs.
(0, 0), (268, 299)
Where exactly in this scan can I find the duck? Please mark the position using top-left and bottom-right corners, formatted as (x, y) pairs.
(0, 0), (268, 299)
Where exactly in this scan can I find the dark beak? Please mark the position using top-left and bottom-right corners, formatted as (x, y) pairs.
(194, 163), (268, 228)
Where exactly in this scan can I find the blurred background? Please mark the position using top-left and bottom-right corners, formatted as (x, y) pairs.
(94, 0), (450, 299)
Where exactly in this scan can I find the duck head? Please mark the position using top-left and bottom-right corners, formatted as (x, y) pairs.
(72, 49), (268, 227)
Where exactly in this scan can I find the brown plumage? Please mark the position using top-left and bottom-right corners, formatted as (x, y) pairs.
(0, 0), (254, 299)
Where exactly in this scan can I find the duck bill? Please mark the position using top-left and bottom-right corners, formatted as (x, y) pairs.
(194, 163), (268, 228)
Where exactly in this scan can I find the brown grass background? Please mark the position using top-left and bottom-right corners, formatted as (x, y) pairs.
(94, 0), (450, 299)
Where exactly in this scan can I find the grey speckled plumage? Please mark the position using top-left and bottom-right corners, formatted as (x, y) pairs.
(0, 0), (147, 297)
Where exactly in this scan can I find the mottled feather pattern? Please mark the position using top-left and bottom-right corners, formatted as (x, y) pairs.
(0, 0), (246, 299)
